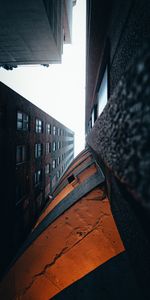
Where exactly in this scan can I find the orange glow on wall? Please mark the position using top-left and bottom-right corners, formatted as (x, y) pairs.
(0, 149), (125, 300)
(0, 189), (124, 300)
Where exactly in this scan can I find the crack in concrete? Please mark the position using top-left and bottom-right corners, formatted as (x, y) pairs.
(20, 212), (110, 297)
(21, 247), (68, 297)
(62, 213), (110, 255)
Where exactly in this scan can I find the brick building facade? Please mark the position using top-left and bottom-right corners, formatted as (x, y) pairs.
(0, 81), (74, 273)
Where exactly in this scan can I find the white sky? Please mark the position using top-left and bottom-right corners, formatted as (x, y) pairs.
(0, 0), (86, 156)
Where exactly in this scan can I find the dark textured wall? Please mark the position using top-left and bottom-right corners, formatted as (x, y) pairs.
(86, 1), (150, 296)
(86, 0), (150, 130)
(109, 0), (150, 95)
(88, 46), (150, 206)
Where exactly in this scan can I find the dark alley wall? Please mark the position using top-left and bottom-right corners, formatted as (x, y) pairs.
(109, 0), (150, 95)
(85, 0), (150, 298)
(86, 0), (150, 131)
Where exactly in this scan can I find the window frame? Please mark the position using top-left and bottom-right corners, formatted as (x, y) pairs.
(16, 145), (27, 164)
(34, 169), (42, 186)
(36, 118), (43, 133)
(46, 142), (51, 154)
(52, 159), (56, 170)
(52, 141), (56, 152)
(46, 123), (51, 134)
(17, 111), (29, 131)
(45, 163), (51, 175)
(35, 143), (42, 158)
(53, 125), (56, 135)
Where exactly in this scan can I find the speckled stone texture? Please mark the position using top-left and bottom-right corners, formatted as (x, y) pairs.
(87, 45), (150, 206)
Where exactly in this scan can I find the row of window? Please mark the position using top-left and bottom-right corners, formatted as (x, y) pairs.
(34, 162), (67, 186)
(65, 153), (74, 168)
(52, 153), (73, 171)
(65, 147), (74, 159)
(17, 111), (73, 137)
(16, 156), (71, 203)
(52, 157), (60, 169)
(16, 141), (72, 163)
(16, 144), (69, 165)
(51, 156), (73, 189)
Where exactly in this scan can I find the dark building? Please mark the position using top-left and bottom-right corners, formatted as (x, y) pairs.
(85, 0), (150, 298)
(1, 0), (150, 299)
(0, 81), (74, 274)
(0, 0), (76, 69)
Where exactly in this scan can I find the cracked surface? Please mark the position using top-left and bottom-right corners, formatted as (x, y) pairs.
(0, 187), (124, 300)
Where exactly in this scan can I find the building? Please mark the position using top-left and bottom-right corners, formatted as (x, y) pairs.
(1, 0), (150, 298)
(85, 0), (150, 298)
(0, 81), (74, 274)
(0, 0), (76, 70)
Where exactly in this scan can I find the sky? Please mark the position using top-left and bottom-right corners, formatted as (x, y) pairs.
(0, 0), (86, 156)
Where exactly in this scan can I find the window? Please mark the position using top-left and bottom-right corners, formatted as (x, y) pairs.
(45, 164), (50, 174)
(97, 67), (108, 117)
(61, 165), (64, 173)
(34, 170), (42, 185)
(58, 128), (60, 136)
(46, 123), (51, 134)
(57, 156), (60, 165)
(46, 142), (51, 154)
(57, 170), (60, 179)
(16, 145), (27, 164)
(91, 105), (97, 127)
(53, 125), (56, 135)
(35, 144), (42, 158)
(52, 141), (56, 152)
(57, 141), (61, 149)
(52, 159), (56, 169)
(36, 119), (42, 133)
(52, 175), (56, 188)
(17, 112), (29, 131)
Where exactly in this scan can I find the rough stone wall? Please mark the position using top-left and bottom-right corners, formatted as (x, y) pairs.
(87, 45), (150, 207)
(109, 0), (150, 96)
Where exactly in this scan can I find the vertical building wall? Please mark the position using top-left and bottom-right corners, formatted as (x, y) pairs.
(0, 81), (74, 275)
(85, 0), (150, 132)
(0, 0), (75, 68)
(85, 1), (150, 297)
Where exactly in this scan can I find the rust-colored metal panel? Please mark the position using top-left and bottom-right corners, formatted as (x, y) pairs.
(0, 188), (124, 300)
(36, 163), (97, 227)
(0, 149), (124, 299)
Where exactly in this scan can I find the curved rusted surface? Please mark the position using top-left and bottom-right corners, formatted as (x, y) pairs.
(0, 148), (124, 300)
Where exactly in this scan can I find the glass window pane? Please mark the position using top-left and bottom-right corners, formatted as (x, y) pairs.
(98, 67), (108, 117)
(17, 112), (22, 120)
